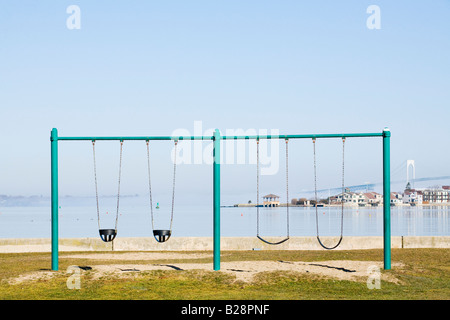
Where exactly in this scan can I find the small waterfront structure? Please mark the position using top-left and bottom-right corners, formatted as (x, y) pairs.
(334, 191), (368, 205)
(262, 194), (280, 207)
(390, 192), (403, 206)
(422, 187), (450, 203)
(364, 192), (383, 205)
(403, 189), (423, 205)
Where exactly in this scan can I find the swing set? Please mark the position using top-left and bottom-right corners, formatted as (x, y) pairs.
(91, 139), (178, 243)
(50, 128), (392, 272)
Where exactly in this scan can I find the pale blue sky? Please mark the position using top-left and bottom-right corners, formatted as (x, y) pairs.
(0, 1), (449, 203)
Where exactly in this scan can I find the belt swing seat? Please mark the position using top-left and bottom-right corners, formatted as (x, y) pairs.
(255, 138), (290, 245)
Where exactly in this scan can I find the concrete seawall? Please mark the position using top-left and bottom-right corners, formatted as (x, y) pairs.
(0, 236), (448, 253)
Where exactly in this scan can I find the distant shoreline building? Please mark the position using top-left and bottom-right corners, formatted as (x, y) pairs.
(403, 189), (423, 205)
(390, 192), (403, 205)
(262, 194), (280, 207)
(422, 186), (450, 204)
(364, 192), (383, 204)
(331, 191), (382, 205)
(312, 185), (450, 206)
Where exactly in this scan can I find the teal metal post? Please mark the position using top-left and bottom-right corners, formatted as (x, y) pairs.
(213, 129), (221, 270)
(50, 128), (59, 271)
(382, 128), (391, 270)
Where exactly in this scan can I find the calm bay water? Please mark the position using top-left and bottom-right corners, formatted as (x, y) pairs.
(0, 198), (448, 239)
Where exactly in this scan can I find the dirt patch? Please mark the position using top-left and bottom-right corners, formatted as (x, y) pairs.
(82, 260), (403, 284)
(6, 270), (56, 285)
(7, 254), (403, 285)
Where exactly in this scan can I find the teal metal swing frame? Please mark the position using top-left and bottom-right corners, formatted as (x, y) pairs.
(50, 127), (392, 271)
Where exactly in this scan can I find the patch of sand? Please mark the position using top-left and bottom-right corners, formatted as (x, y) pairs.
(8, 251), (405, 284)
(90, 260), (402, 283)
(8, 259), (402, 285)
(6, 270), (56, 285)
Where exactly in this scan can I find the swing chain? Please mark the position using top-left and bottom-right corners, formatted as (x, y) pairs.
(313, 138), (318, 230)
(256, 138), (290, 244)
(92, 140), (101, 230)
(115, 140), (124, 231)
(170, 140), (178, 231)
(92, 140), (123, 232)
(340, 137), (345, 236)
(146, 140), (177, 234)
(146, 140), (154, 230)
(256, 139), (260, 237)
(313, 137), (345, 250)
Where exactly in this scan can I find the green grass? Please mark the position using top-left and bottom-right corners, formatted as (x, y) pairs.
(0, 249), (449, 300)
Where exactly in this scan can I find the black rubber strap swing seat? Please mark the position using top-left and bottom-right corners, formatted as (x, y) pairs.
(312, 137), (345, 250)
(256, 138), (290, 245)
(92, 140), (124, 243)
(146, 140), (177, 243)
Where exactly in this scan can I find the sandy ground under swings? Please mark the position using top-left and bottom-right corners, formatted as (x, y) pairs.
(8, 252), (403, 285)
(87, 260), (402, 284)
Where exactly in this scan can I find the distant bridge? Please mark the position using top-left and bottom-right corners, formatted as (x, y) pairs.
(300, 175), (450, 195)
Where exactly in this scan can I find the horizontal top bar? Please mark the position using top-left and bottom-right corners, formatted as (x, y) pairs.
(55, 133), (384, 141)
(56, 136), (212, 141)
(222, 133), (383, 140)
